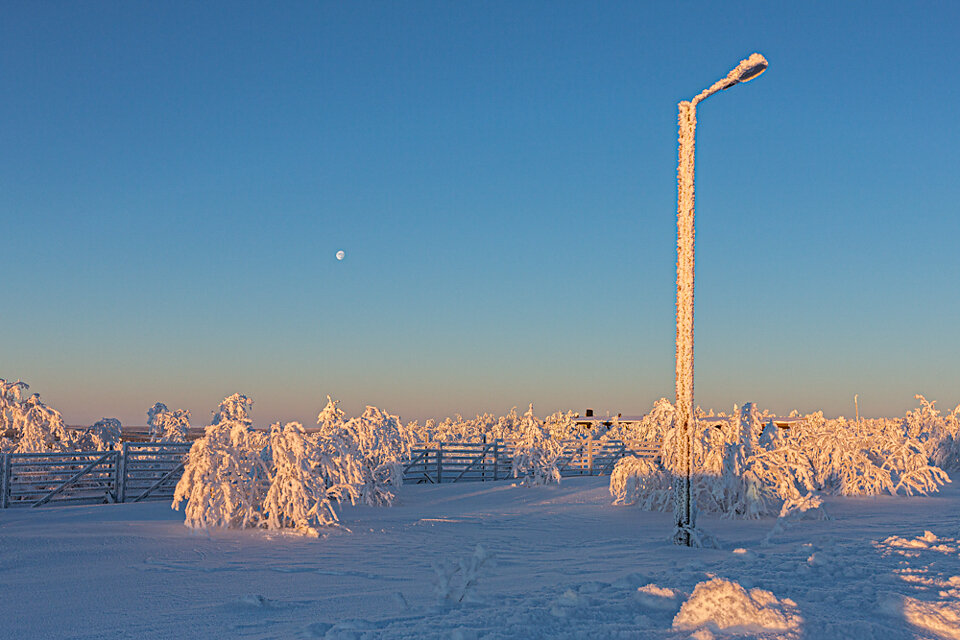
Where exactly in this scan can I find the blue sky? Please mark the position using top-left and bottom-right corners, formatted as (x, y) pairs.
(1, 1), (958, 426)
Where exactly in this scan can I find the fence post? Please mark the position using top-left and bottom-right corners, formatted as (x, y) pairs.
(493, 441), (499, 481)
(437, 444), (443, 484)
(1, 453), (9, 509)
(587, 435), (594, 475)
(117, 442), (128, 503)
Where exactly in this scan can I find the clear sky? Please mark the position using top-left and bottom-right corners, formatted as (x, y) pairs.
(2, 1), (958, 427)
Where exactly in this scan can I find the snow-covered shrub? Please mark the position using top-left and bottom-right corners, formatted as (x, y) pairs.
(316, 395), (346, 431)
(1, 379), (30, 451)
(1, 380), (72, 453)
(789, 407), (950, 497)
(885, 436), (950, 496)
(432, 545), (491, 606)
(490, 406), (521, 441)
(432, 415), (468, 442)
(262, 421), (359, 536)
(71, 418), (122, 451)
(544, 410), (579, 441)
(511, 404), (562, 486)
(338, 405), (412, 505)
(607, 397), (674, 445)
(147, 402), (191, 442)
(10, 393), (70, 454)
(173, 394), (269, 530)
(173, 394), (375, 535)
(763, 492), (831, 544)
(615, 401), (817, 519)
(315, 398), (411, 506)
(911, 395), (960, 470)
(609, 455), (672, 510)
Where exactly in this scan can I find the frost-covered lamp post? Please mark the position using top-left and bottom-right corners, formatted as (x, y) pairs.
(673, 53), (768, 547)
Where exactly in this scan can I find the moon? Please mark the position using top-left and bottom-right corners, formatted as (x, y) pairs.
(336, 250), (345, 261)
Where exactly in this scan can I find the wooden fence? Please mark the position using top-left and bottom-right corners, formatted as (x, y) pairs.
(402, 438), (660, 484)
(0, 437), (660, 508)
(0, 443), (194, 508)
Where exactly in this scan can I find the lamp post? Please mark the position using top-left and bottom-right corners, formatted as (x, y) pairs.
(673, 53), (768, 547)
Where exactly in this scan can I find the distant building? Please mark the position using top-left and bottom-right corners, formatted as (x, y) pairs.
(571, 409), (645, 436)
(571, 408), (804, 437)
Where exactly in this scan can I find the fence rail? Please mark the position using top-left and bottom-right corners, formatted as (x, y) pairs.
(0, 437), (660, 508)
(0, 443), (193, 508)
(402, 437), (660, 484)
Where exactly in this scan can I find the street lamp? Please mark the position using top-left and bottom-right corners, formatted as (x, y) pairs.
(673, 53), (768, 547)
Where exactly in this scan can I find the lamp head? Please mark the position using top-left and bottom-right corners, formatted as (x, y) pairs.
(722, 53), (768, 90)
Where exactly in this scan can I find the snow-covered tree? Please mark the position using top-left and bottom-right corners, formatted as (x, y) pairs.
(71, 418), (122, 451)
(336, 405), (412, 505)
(147, 402), (191, 442)
(173, 394), (269, 530)
(316, 396), (413, 506)
(1, 379), (31, 451)
(490, 406), (521, 441)
(11, 393), (70, 454)
(609, 455), (672, 510)
(544, 410), (579, 441)
(606, 397), (674, 445)
(511, 404), (562, 486)
(261, 421), (359, 536)
(316, 395), (346, 431)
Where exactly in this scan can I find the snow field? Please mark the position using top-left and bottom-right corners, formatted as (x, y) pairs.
(4, 477), (960, 639)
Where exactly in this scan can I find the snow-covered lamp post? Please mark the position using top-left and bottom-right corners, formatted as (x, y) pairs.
(673, 53), (768, 547)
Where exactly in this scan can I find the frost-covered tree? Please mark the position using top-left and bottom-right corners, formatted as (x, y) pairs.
(511, 404), (562, 486)
(11, 393), (70, 454)
(609, 455), (672, 510)
(606, 397), (675, 446)
(316, 397), (412, 505)
(614, 401), (818, 519)
(173, 394), (269, 529)
(262, 421), (359, 536)
(490, 407), (521, 442)
(147, 402), (191, 442)
(316, 395), (346, 431)
(544, 410), (579, 441)
(336, 405), (412, 505)
(71, 418), (122, 451)
(1, 379), (31, 451)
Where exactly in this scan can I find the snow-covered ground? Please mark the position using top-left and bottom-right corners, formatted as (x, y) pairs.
(3, 477), (960, 639)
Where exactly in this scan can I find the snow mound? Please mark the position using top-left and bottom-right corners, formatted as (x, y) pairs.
(880, 592), (960, 639)
(237, 594), (271, 608)
(881, 530), (958, 555)
(672, 578), (802, 636)
(636, 583), (685, 610)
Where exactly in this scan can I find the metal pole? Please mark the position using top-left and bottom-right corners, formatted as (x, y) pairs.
(673, 99), (697, 546)
(1, 453), (9, 509)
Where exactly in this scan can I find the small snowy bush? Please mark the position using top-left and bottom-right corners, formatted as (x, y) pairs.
(544, 410), (580, 441)
(10, 393), (70, 454)
(511, 404), (562, 486)
(432, 545), (491, 605)
(147, 402), (191, 442)
(607, 397), (674, 445)
(609, 455), (672, 510)
(71, 418), (122, 451)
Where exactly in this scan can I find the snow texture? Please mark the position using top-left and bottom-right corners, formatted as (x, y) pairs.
(8, 476), (960, 639)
